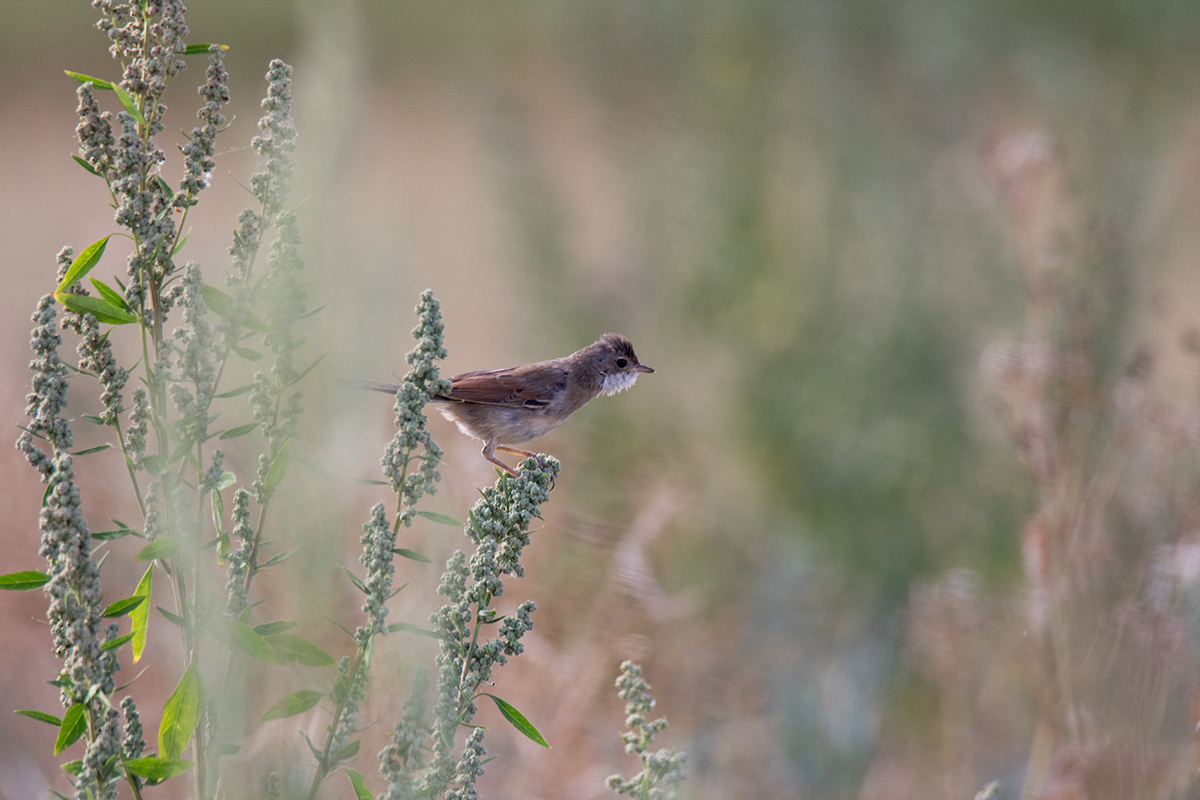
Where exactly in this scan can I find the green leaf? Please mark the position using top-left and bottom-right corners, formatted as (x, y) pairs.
(340, 566), (367, 594)
(287, 352), (326, 388)
(481, 694), (549, 748)
(152, 174), (175, 200)
(265, 633), (335, 667)
(216, 471), (237, 491)
(259, 548), (297, 569)
(347, 769), (374, 800)
(102, 595), (146, 618)
(332, 738), (361, 762)
(111, 82), (146, 125)
(15, 709), (62, 726)
(64, 71), (115, 90)
(93, 524), (140, 541)
(183, 43), (229, 55)
(59, 762), (83, 777)
(55, 292), (138, 324)
(159, 663), (203, 760)
(156, 606), (185, 629)
(252, 620), (297, 637)
(136, 537), (180, 562)
(124, 756), (194, 780)
(0, 570), (50, 590)
(202, 285), (271, 333)
(130, 566), (153, 662)
(263, 439), (291, 494)
(82, 414), (107, 425)
(55, 704), (87, 755)
(72, 154), (100, 176)
(71, 444), (112, 456)
(218, 423), (258, 440)
(355, 478), (390, 486)
(227, 620), (285, 664)
(234, 346), (263, 361)
(215, 383), (254, 398)
(416, 511), (463, 526)
(392, 548), (431, 563)
(56, 235), (112, 293)
(89, 277), (131, 311)
(385, 622), (447, 640)
(142, 454), (168, 475)
(260, 689), (324, 721)
(102, 632), (135, 651)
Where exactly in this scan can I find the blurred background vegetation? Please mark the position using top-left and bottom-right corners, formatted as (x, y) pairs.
(4, 1), (1200, 798)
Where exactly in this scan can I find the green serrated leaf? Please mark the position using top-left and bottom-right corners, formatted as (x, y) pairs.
(136, 537), (180, 562)
(263, 439), (291, 494)
(131, 566), (153, 662)
(55, 704), (87, 755)
(347, 769), (374, 800)
(56, 235), (113, 294)
(482, 694), (550, 748)
(266, 633), (335, 667)
(89, 277), (131, 311)
(392, 548), (432, 563)
(0, 570), (50, 590)
(102, 632), (135, 651)
(416, 511), (464, 527)
(124, 756), (194, 780)
(159, 663), (202, 760)
(260, 689), (324, 721)
(15, 709), (63, 726)
(218, 423), (258, 440)
(102, 595), (146, 618)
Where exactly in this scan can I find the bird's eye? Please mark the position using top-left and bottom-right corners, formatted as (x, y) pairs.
(616, 358), (628, 368)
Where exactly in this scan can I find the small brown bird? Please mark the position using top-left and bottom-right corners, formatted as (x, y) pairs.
(359, 333), (654, 476)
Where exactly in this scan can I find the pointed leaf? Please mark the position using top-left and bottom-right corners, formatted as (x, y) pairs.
(218, 423), (258, 440)
(386, 622), (447, 640)
(347, 769), (374, 800)
(159, 663), (203, 760)
(392, 548), (431, 563)
(71, 444), (112, 456)
(72, 154), (101, 175)
(55, 704), (87, 755)
(263, 439), (292, 493)
(111, 83), (146, 125)
(215, 383), (254, 398)
(287, 352), (326, 388)
(102, 595), (146, 618)
(332, 738), (361, 762)
(0, 571), (50, 590)
(227, 620), (285, 664)
(183, 43), (229, 55)
(56, 235), (112, 293)
(89, 277), (131, 311)
(102, 632), (135, 651)
(416, 511), (463, 526)
(55, 292), (139, 324)
(136, 537), (180, 562)
(260, 689), (324, 721)
(64, 71), (115, 90)
(82, 414), (107, 425)
(481, 694), (549, 748)
(15, 709), (62, 726)
(124, 757), (193, 780)
(259, 548), (298, 569)
(156, 606), (185, 629)
(265, 633), (335, 667)
(130, 566), (153, 662)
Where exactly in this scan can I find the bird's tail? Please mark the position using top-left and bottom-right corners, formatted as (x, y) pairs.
(340, 379), (402, 395)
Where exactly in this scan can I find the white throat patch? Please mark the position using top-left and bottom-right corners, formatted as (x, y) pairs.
(601, 371), (640, 396)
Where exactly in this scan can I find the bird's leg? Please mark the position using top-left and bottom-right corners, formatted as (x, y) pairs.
(481, 442), (520, 477)
(495, 445), (555, 488)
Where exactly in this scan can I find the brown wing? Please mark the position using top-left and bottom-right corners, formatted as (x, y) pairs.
(438, 361), (567, 409)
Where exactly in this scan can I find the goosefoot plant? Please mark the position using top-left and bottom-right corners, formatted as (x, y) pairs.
(606, 661), (686, 800)
(6, 3), (557, 799)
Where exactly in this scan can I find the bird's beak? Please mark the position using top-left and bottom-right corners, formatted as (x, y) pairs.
(636, 364), (655, 374)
